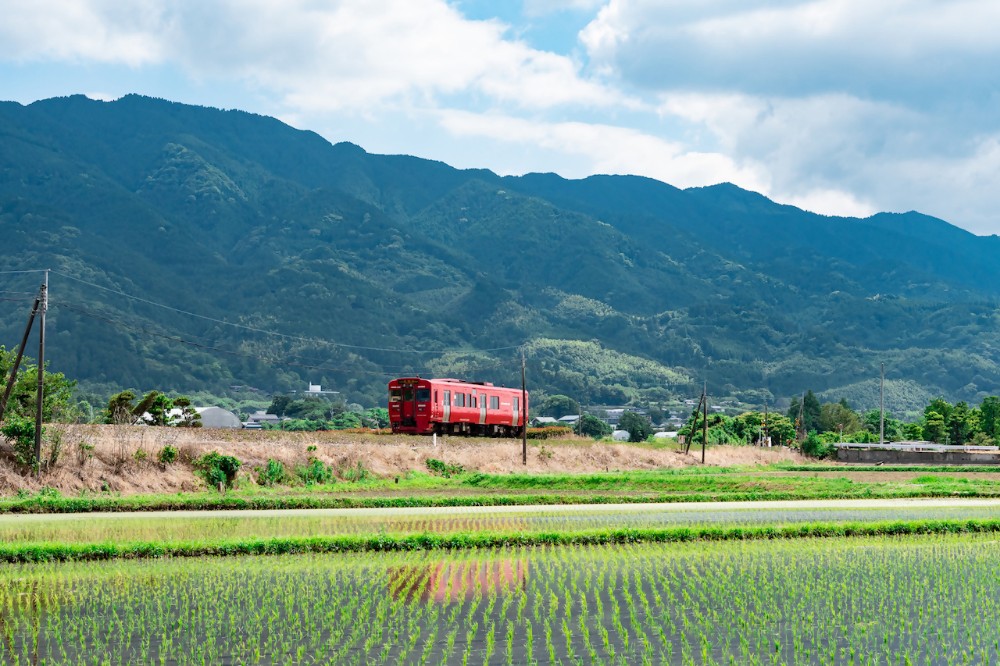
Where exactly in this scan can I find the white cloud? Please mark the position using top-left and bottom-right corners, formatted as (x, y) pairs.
(522, 0), (608, 17)
(581, 0), (1000, 109)
(437, 108), (769, 191)
(0, 1), (165, 66)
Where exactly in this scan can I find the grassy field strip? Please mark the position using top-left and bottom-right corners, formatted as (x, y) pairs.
(5, 517), (1000, 562)
(7, 468), (1000, 513)
(3, 498), (1000, 549)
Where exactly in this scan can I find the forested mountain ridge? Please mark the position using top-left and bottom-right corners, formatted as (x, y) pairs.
(0, 94), (997, 412)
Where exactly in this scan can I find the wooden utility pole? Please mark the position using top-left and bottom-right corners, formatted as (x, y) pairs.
(879, 362), (885, 446)
(521, 352), (527, 465)
(701, 381), (707, 464)
(797, 394), (806, 441)
(33, 271), (48, 476)
(684, 388), (706, 456)
(0, 290), (42, 423)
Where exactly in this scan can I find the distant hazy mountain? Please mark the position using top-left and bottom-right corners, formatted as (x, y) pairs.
(1, 94), (997, 412)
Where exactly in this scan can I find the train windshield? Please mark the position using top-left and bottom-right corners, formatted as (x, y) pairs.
(416, 388), (431, 402)
(401, 388), (414, 401)
(389, 389), (401, 402)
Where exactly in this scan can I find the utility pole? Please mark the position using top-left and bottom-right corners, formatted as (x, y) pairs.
(763, 401), (769, 448)
(0, 290), (42, 423)
(521, 352), (527, 465)
(797, 394), (806, 441)
(33, 271), (48, 476)
(879, 362), (885, 446)
(701, 381), (707, 464)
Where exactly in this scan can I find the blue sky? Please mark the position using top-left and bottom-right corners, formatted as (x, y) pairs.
(3, 0), (1000, 235)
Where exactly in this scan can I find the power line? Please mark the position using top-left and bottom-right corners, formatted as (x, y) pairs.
(52, 302), (520, 379)
(51, 269), (526, 355)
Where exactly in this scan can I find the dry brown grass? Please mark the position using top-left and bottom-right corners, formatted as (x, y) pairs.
(0, 425), (807, 496)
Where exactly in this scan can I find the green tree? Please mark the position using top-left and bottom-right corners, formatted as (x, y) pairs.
(861, 410), (904, 442)
(787, 390), (821, 434)
(0, 347), (76, 422)
(577, 414), (612, 439)
(980, 396), (1000, 441)
(538, 395), (580, 419)
(619, 411), (653, 443)
(267, 395), (293, 417)
(948, 401), (977, 446)
(763, 414), (796, 447)
(105, 390), (138, 424)
(362, 407), (389, 428)
(818, 403), (861, 437)
(922, 410), (947, 443)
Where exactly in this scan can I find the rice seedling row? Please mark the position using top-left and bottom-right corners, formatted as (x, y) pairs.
(3, 534), (1000, 665)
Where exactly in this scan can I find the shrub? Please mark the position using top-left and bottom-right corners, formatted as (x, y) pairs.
(192, 452), (242, 490)
(295, 458), (334, 486)
(257, 458), (288, 486)
(2, 416), (40, 468)
(801, 432), (833, 459)
(426, 458), (464, 478)
(340, 460), (371, 482)
(527, 426), (573, 440)
(157, 445), (178, 465)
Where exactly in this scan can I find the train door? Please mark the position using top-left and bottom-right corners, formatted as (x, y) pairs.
(443, 390), (451, 422)
(400, 386), (416, 425)
(479, 393), (487, 425)
(512, 396), (519, 427)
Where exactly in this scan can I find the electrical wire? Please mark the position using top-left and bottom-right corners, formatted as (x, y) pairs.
(51, 301), (520, 379)
(51, 270), (527, 355)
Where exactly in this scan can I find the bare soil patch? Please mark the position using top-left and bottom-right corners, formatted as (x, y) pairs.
(0, 425), (806, 496)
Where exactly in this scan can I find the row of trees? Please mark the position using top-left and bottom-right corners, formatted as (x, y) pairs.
(786, 390), (1000, 447)
(265, 395), (389, 431)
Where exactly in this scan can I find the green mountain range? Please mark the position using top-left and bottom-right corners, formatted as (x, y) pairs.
(1, 94), (998, 413)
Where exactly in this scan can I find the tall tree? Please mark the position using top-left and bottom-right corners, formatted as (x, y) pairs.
(948, 401), (977, 446)
(538, 395), (581, 419)
(819, 403), (861, 437)
(922, 410), (947, 443)
(619, 411), (653, 443)
(979, 396), (1000, 440)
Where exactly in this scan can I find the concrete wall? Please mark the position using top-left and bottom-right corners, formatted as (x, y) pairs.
(837, 448), (1000, 465)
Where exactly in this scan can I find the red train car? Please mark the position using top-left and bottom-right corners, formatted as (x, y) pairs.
(388, 377), (527, 436)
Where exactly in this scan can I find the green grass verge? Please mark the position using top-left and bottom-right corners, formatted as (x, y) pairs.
(5, 518), (1000, 563)
(4, 479), (1000, 513)
(774, 464), (1000, 473)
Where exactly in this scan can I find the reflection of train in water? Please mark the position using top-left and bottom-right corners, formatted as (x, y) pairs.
(388, 377), (528, 437)
(390, 559), (528, 602)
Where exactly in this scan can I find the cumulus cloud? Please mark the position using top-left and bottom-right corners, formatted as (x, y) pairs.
(437, 108), (770, 191)
(579, 0), (1000, 232)
(0, 0), (166, 66)
(1, 0), (624, 113)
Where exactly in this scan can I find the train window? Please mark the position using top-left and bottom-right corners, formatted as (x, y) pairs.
(403, 389), (414, 401)
(389, 389), (401, 402)
(416, 388), (430, 402)
(471, 396), (477, 408)
(456, 393), (465, 407)
(490, 396), (500, 410)
(444, 390), (451, 405)
(434, 390), (438, 404)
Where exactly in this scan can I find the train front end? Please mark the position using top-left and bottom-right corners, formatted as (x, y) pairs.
(388, 377), (434, 434)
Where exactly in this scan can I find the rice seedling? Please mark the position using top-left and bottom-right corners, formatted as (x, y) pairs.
(4, 514), (1000, 663)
